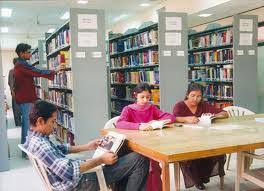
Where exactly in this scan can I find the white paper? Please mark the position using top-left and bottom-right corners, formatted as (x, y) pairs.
(165, 32), (181, 46)
(75, 52), (86, 58)
(239, 19), (253, 32)
(78, 32), (97, 47)
(166, 17), (182, 31)
(248, 50), (255, 55)
(176, 51), (184, 56)
(92, 51), (102, 58)
(163, 50), (171, 56)
(239, 33), (253, 46)
(78, 14), (97, 29)
(237, 50), (244, 55)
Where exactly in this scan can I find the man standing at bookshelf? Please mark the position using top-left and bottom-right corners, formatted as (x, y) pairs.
(8, 57), (22, 127)
(14, 43), (63, 158)
(24, 100), (149, 191)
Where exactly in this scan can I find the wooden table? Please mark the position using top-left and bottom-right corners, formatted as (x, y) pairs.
(102, 114), (264, 191)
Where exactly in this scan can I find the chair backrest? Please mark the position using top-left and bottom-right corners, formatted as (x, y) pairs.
(104, 116), (120, 129)
(223, 106), (255, 117)
(18, 144), (54, 191)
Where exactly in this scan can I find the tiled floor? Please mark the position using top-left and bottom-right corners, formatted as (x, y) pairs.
(0, 109), (263, 191)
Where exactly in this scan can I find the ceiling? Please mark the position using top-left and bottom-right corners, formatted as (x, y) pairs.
(0, 0), (263, 49)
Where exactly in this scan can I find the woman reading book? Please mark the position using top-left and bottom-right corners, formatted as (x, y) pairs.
(172, 83), (228, 190)
(116, 82), (175, 191)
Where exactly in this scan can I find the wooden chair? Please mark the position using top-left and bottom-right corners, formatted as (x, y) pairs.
(236, 151), (264, 191)
(104, 116), (120, 129)
(223, 106), (255, 170)
(18, 144), (109, 191)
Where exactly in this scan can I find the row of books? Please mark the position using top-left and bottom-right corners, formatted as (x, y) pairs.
(57, 110), (74, 134)
(110, 50), (159, 68)
(53, 124), (75, 145)
(188, 66), (233, 81)
(110, 70), (159, 84)
(30, 51), (39, 63)
(204, 84), (233, 99)
(48, 90), (73, 110)
(47, 29), (70, 54)
(189, 49), (233, 65)
(35, 87), (44, 100)
(110, 86), (160, 105)
(48, 50), (71, 69)
(189, 29), (233, 49)
(209, 101), (233, 109)
(109, 29), (158, 54)
(49, 71), (73, 89)
(111, 100), (128, 113)
(34, 77), (41, 86)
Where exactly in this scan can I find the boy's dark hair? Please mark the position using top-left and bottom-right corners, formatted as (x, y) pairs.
(185, 83), (204, 100)
(29, 100), (57, 126)
(15, 43), (31, 56)
(13, 57), (18, 65)
(133, 82), (151, 94)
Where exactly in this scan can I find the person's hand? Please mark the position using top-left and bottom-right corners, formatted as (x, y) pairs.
(100, 151), (118, 165)
(55, 64), (66, 73)
(87, 139), (102, 150)
(139, 123), (153, 131)
(184, 116), (199, 124)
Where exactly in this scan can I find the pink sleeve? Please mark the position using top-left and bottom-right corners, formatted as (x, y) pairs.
(153, 106), (176, 123)
(116, 107), (140, 130)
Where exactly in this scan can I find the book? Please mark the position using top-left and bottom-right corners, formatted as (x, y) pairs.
(93, 132), (126, 159)
(149, 119), (171, 130)
(198, 115), (216, 125)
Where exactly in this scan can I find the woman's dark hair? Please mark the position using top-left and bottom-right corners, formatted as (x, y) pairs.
(184, 83), (203, 100)
(29, 100), (57, 126)
(15, 43), (31, 56)
(133, 82), (151, 95)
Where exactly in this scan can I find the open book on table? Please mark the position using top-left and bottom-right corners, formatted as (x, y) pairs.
(93, 132), (126, 159)
(149, 119), (171, 130)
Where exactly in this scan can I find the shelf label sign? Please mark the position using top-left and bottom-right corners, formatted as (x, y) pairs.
(176, 51), (184, 56)
(75, 52), (86, 58)
(248, 50), (255, 55)
(239, 19), (253, 32)
(166, 17), (182, 31)
(78, 14), (98, 29)
(163, 50), (171, 56)
(237, 50), (244, 56)
(78, 32), (97, 47)
(165, 32), (181, 46)
(92, 52), (102, 58)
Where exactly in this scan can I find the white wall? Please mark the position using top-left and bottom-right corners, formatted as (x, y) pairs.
(1, 49), (17, 106)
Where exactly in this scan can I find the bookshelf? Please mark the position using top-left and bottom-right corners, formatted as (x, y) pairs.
(0, 45), (9, 171)
(258, 21), (264, 112)
(31, 40), (48, 100)
(108, 12), (188, 116)
(188, 15), (258, 111)
(45, 8), (108, 145)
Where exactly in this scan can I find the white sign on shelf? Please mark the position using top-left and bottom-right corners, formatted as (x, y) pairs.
(78, 32), (97, 47)
(166, 17), (182, 31)
(176, 51), (184, 56)
(75, 52), (86, 58)
(163, 50), (171, 56)
(239, 19), (253, 32)
(237, 50), (244, 56)
(239, 33), (253, 46)
(78, 14), (98, 29)
(248, 50), (255, 55)
(92, 52), (102, 58)
(165, 32), (181, 46)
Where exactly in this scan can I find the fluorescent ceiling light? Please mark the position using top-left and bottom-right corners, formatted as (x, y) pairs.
(1, 27), (8, 33)
(77, 0), (88, 4)
(47, 28), (55, 33)
(140, 3), (150, 7)
(1, 8), (12, 17)
(60, 12), (69, 20)
(114, 14), (128, 22)
(198, 13), (212, 17)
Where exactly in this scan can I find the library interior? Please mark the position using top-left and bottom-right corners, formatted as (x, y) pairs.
(0, 0), (264, 191)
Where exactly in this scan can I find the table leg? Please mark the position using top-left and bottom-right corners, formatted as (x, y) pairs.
(174, 162), (180, 191)
(235, 152), (242, 191)
(161, 161), (170, 191)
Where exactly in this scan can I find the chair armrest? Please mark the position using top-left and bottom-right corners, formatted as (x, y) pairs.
(242, 151), (264, 160)
(84, 165), (104, 174)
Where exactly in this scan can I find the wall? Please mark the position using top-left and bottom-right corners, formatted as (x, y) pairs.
(1, 50), (17, 106)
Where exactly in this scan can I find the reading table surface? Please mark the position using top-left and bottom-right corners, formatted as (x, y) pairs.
(101, 114), (264, 191)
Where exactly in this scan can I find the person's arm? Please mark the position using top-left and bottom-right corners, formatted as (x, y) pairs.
(18, 64), (56, 80)
(214, 111), (229, 119)
(69, 139), (102, 153)
(175, 116), (199, 123)
(116, 107), (141, 130)
(80, 151), (117, 173)
(203, 102), (229, 119)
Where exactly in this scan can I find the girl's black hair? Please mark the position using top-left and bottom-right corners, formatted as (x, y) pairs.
(133, 83), (151, 94)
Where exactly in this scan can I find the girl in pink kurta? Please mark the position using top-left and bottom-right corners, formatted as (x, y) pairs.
(116, 83), (175, 191)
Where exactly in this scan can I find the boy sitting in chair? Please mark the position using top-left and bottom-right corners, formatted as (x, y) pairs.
(24, 100), (149, 191)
